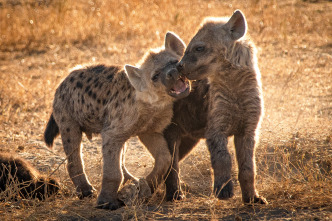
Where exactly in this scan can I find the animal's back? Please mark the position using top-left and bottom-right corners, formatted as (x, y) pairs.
(53, 65), (135, 134)
(0, 153), (37, 188)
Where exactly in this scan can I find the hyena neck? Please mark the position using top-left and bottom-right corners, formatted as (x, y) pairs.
(209, 56), (262, 94)
(135, 91), (174, 110)
(224, 39), (257, 70)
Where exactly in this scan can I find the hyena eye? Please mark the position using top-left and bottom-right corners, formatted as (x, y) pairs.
(195, 46), (205, 52)
(151, 73), (160, 82)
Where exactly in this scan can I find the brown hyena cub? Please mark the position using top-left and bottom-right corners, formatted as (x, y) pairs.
(44, 32), (190, 210)
(176, 10), (267, 204)
(0, 153), (60, 200)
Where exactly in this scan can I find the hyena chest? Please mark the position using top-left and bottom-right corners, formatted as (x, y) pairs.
(136, 106), (173, 135)
(209, 83), (257, 135)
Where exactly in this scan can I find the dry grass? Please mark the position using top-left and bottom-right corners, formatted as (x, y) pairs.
(0, 0), (331, 220)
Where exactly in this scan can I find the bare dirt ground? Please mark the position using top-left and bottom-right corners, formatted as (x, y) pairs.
(0, 0), (331, 220)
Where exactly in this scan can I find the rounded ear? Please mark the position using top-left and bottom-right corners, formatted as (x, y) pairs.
(165, 32), (186, 56)
(225, 10), (247, 40)
(124, 65), (145, 92)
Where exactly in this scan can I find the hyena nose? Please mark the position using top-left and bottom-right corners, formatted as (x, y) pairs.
(176, 61), (184, 72)
(166, 69), (177, 79)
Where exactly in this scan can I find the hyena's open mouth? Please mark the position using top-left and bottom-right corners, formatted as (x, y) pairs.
(169, 76), (191, 98)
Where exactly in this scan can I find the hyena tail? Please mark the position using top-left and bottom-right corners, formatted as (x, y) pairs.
(44, 113), (60, 148)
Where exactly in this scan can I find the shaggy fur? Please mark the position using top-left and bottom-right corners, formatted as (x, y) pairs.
(167, 10), (267, 204)
(44, 32), (191, 210)
(0, 153), (60, 200)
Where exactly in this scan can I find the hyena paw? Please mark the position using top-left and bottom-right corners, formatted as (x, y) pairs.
(77, 187), (96, 199)
(166, 189), (185, 201)
(244, 195), (268, 205)
(118, 178), (152, 206)
(214, 180), (234, 200)
(96, 198), (125, 210)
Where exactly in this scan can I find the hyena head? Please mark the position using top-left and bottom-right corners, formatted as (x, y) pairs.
(125, 32), (191, 105)
(177, 10), (254, 80)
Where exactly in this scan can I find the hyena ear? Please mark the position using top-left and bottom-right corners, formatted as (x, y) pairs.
(165, 32), (186, 56)
(124, 65), (145, 92)
(225, 10), (247, 40)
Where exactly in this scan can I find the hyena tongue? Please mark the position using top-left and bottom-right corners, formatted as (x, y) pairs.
(172, 78), (187, 94)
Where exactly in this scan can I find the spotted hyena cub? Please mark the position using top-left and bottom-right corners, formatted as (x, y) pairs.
(175, 10), (267, 204)
(0, 153), (60, 200)
(44, 32), (190, 210)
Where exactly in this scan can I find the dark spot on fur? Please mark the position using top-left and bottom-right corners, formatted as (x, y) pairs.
(66, 128), (70, 132)
(97, 99), (101, 104)
(73, 87), (77, 90)
(93, 78), (99, 84)
(61, 94), (65, 101)
(87, 77), (92, 83)
(70, 77), (75, 83)
(79, 72), (84, 79)
(61, 117), (65, 122)
(88, 90), (92, 97)
(98, 83), (103, 89)
(85, 86), (90, 93)
(103, 99), (107, 105)
(115, 101), (119, 109)
(81, 96), (85, 104)
(107, 74), (114, 82)
(127, 92), (132, 99)
(76, 81), (83, 89)
(90, 65), (105, 74)
(94, 82), (99, 88)
(96, 107), (99, 111)
(114, 91), (119, 97)
(92, 93), (97, 100)
(121, 84), (126, 91)
(67, 139), (70, 143)
(107, 90), (111, 96)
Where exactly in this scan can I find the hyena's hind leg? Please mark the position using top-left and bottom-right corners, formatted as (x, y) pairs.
(234, 133), (267, 204)
(59, 119), (95, 198)
(138, 133), (172, 192)
(121, 143), (138, 184)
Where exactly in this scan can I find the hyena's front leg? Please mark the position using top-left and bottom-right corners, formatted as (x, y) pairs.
(163, 124), (183, 201)
(234, 134), (267, 204)
(60, 122), (95, 198)
(164, 125), (199, 201)
(138, 133), (172, 192)
(206, 125), (234, 199)
(96, 133), (125, 210)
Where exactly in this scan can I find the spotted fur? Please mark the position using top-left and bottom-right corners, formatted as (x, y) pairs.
(44, 32), (190, 210)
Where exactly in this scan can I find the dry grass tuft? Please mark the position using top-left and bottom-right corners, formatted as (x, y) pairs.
(0, 0), (331, 220)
